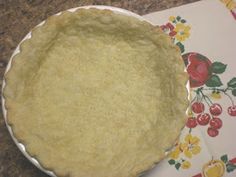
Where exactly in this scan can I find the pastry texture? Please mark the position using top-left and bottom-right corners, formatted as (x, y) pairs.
(3, 8), (188, 177)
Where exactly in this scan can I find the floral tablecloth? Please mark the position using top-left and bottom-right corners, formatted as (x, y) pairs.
(143, 0), (236, 177)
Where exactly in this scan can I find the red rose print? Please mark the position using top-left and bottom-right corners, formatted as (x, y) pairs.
(182, 53), (212, 88)
(160, 22), (177, 37)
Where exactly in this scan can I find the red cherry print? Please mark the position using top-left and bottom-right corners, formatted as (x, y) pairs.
(207, 127), (219, 137)
(191, 102), (205, 113)
(209, 118), (222, 129)
(197, 113), (210, 125)
(186, 117), (198, 128)
(229, 157), (236, 164)
(228, 106), (236, 116)
(209, 103), (222, 116)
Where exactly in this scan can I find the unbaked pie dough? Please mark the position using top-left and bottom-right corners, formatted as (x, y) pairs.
(3, 8), (188, 177)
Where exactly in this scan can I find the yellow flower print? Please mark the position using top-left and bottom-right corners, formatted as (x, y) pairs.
(220, 0), (236, 10)
(169, 16), (176, 22)
(174, 23), (191, 42)
(168, 134), (201, 170)
(169, 134), (201, 159)
(169, 142), (189, 159)
(211, 92), (221, 99)
(169, 145), (181, 159)
(182, 134), (201, 158)
(181, 160), (191, 169)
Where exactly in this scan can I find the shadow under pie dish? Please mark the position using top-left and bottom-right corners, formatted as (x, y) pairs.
(2, 6), (189, 177)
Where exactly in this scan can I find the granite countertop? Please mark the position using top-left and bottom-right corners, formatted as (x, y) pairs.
(0, 0), (199, 176)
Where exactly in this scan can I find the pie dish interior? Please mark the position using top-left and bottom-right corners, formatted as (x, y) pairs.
(3, 8), (188, 177)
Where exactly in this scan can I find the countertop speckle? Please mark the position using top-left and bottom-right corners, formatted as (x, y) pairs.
(0, 0), (199, 176)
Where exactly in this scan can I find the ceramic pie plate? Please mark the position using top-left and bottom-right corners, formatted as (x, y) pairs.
(1, 5), (188, 177)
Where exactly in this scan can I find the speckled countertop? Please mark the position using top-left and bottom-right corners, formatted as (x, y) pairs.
(0, 0), (199, 176)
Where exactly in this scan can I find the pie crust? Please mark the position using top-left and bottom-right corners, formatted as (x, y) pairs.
(3, 8), (188, 177)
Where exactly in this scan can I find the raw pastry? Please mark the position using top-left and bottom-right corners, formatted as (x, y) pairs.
(3, 8), (188, 177)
